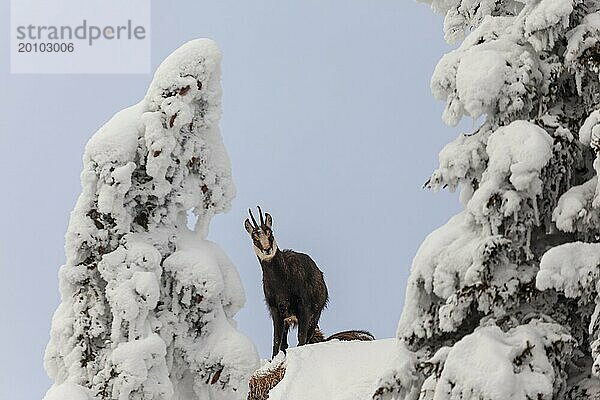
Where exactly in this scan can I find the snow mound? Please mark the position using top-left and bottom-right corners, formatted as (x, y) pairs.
(553, 176), (599, 232)
(580, 109), (600, 147)
(265, 339), (399, 400)
(485, 120), (551, 193)
(44, 382), (92, 400)
(524, 0), (573, 51)
(431, 17), (542, 126)
(419, 321), (573, 400)
(537, 241), (600, 298)
(536, 242), (600, 378)
(455, 48), (507, 120)
(485, 120), (553, 194)
(468, 120), (553, 223)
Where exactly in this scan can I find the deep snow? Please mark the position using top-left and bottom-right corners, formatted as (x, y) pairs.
(263, 338), (399, 400)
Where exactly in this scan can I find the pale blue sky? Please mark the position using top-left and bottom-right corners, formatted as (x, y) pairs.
(0, 2), (465, 399)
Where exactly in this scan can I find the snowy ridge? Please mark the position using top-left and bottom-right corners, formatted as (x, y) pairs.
(255, 331), (572, 400)
(255, 339), (400, 400)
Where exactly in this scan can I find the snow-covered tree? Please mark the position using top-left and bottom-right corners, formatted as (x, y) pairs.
(376, 1), (600, 399)
(44, 39), (259, 400)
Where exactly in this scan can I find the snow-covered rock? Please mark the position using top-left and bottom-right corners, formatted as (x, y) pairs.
(251, 339), (400, 400)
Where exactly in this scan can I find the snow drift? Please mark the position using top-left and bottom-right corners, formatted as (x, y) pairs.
(250, 339), (400, 400)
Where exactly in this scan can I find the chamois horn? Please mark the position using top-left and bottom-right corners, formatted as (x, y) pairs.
(248, 208), (259, 229)
(257, 205), (265, 226)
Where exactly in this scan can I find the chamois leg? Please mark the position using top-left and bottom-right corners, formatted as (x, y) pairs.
(307, 311), (321, 343)
(280, 321), (290, 353)
(297, 310), (311, 346)
(270, 308), (285, 359)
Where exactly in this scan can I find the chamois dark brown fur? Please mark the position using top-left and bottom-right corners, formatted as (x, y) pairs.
(245, 207), (329, 358)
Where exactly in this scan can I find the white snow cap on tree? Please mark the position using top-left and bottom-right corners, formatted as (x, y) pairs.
(44, 39), (259, 400)
(376, 1), (600, 399)
(418, 321), (573, 400)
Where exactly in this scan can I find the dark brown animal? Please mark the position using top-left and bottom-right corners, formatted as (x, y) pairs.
(245, 207), (329, 358)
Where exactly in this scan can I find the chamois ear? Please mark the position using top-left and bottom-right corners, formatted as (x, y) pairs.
(265, 213), (273, 228)
(244, 219), (254, 234)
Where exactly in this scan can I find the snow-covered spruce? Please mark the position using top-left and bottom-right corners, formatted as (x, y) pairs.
(376, 2), (600, 399)
(44, 39), (259, 400)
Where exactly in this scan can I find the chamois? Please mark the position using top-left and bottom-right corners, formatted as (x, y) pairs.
(244, 207), (328, 358)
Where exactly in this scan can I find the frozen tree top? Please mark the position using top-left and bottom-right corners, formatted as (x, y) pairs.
(78, 38), (234, 240)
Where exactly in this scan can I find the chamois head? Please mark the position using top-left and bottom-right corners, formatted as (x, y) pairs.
(244, 206), (277, 261)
